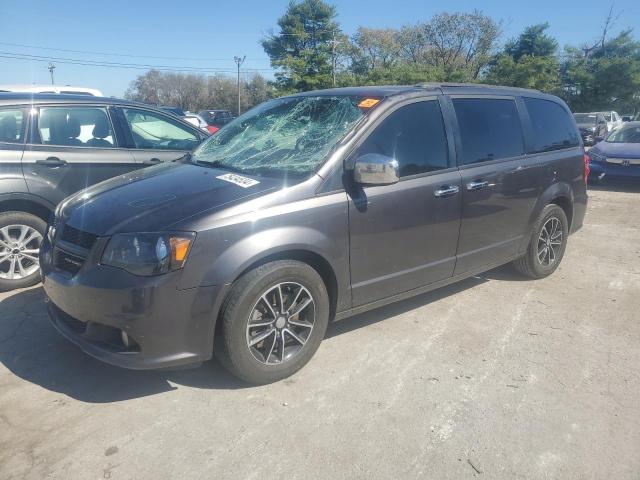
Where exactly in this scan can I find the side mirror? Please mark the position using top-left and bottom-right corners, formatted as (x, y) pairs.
(353, 153), (399, 186)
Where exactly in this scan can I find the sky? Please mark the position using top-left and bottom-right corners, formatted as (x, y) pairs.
(1, 0), (639, 97)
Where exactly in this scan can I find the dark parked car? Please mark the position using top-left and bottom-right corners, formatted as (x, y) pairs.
(0, 93), (208, 290)
(41, 84), (588, 384)
(198, 109), (234, 133)
(573, 112), (608, 146)
(588, 121), (640, 182)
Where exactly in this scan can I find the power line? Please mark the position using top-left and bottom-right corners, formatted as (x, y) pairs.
(0, 41), (272, 63)
(0, 51), (274, 73)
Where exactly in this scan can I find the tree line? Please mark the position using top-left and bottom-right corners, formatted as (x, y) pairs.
(124, 70), (272, 114)
(126, 1), (640, 115)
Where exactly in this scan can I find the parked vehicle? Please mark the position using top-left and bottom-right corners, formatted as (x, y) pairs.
(598, 111), (623, 132)
(0, 93), (208, 290)
(198, 109), (234, 134)
(621, 114), (636, 122)
(183, 113), (210, 132)
(574, 112), (608, 146)
(160, 107), (210, 133)
(41, 84), (588, 384)
(588, 121), (640, 182)
(0, 84), (103, 96)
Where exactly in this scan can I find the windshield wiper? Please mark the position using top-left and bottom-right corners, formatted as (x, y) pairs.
(195, 159), (246, 174)
(242, 166), (310, 179)
(174, 152), (191, 163)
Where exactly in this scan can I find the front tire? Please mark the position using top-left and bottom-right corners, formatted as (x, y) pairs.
(0, 211), (47, 292)
(513, 204), (569, 279)
(215, 260), (330, 384)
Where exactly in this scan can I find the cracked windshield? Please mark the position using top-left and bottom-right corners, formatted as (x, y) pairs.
(193, 95), (369, 177)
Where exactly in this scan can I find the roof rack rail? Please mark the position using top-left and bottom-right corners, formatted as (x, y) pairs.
(414, 82), (540, 93)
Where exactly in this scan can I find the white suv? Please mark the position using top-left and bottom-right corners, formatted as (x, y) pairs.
(0, 84), (103, 96)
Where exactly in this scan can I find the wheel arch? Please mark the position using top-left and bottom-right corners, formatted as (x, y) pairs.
(520, 182), (574, 253)
(0, 193), (55, 223)
(235, 249), (339, 320)
(195, 226), (349, 349)
(210, 246), (341, 348)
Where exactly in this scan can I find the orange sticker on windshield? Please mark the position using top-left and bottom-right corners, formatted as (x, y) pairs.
(358, 98), (380, 109)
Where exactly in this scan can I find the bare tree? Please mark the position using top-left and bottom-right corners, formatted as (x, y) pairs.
(125, 70), (274, 112)
(582, 4), (623, 58)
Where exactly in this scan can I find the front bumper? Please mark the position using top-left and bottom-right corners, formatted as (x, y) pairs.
(41, 236), (220, 370)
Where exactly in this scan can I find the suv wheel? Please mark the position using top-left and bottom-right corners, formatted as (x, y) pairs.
(0, 212), (47, 292)
(513, 204), (568, 279)
(216, 260), (329, 384)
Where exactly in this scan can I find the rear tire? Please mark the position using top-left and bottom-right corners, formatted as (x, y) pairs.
(513, 204), (568, 279)
(215, 260), (329, 384)
(0, 211), (47, 292)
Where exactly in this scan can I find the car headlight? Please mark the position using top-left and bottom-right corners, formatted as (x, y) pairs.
(589, 151), (606, 163)
(101, 232), (195, 276)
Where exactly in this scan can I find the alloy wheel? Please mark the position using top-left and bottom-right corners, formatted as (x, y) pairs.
(0, 225), (43, 280)
(537, 217), (563, 267)
(245, 282), (315, 365)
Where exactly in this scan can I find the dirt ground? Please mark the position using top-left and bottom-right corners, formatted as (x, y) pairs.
(1, 185), (639, 480)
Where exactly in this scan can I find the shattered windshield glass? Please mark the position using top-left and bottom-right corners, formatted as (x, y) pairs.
(192, 95), (368, 177)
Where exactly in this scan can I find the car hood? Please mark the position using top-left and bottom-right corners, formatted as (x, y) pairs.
(60, 162), (281, 235)
(591, 141), (640, 159)
(577, 123), (597, 130)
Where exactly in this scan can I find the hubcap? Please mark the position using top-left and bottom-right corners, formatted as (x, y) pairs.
(537, 217), (563, 267)
(245, 282), (315, 366)
(0, 224), (43, 280)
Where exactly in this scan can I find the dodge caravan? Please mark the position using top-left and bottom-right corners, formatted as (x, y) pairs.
(40, 84), (588, 384)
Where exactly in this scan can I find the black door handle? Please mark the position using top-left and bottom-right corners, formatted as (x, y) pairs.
(143, 157), (162, 165)
(36, 156), (67, 167)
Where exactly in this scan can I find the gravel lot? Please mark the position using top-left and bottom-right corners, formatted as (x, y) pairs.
(1, 185), (639, 480)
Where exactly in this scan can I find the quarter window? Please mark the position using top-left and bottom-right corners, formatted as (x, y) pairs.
(38, 107), (115, 147)
(354, 100), (449, 177)
(0, 109), (25, 144)
(524, 98), (580, 153)
(452, 98), (524, 165)
(122, 108), (199, 151)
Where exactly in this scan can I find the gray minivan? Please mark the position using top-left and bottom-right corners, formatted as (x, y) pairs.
(0, 93), (208, 290)
(40, 84), (588, 384)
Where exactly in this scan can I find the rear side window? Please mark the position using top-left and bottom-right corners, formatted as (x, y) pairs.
(354, 100), (449, 177)
(0, 109), (25, 144)
(452, 98), (524, 165)
(38, 107), (116, 148)
(524, 98), (580, 153)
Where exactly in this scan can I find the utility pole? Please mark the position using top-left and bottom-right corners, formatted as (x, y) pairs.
(332, 31), (336, 87)
(330, 31), (340, 87)
(233, 55), (246, 117)
(47, 63), (56, 85)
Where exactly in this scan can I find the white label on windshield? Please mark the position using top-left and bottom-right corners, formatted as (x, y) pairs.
(216, 173), (260, 188)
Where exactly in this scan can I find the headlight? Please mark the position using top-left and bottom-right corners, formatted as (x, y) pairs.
(589, 150), (606, 163)
(101, 232), (195, 276)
